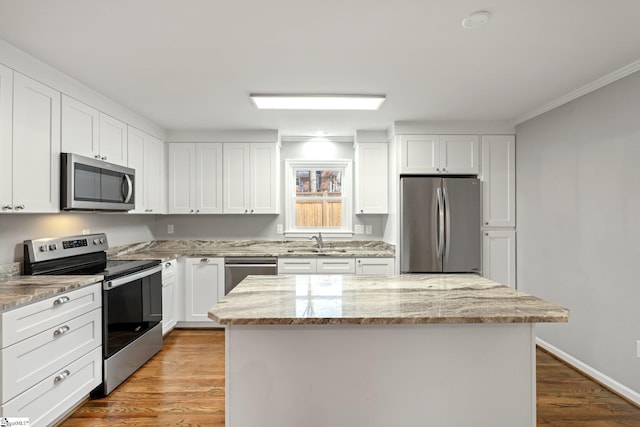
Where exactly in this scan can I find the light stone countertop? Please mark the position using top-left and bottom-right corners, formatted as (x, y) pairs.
(209, 274), (569, 325)
(0, 275), (104, 312)
(108, 239), (396, 261)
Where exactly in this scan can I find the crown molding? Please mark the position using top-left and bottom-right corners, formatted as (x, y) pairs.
(515, 59), (640, 125)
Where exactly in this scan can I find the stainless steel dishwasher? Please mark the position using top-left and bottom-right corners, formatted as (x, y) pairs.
(224, 257), (277, 294)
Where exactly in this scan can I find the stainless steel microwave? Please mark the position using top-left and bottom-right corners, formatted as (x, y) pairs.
(61, 153), (135, 211)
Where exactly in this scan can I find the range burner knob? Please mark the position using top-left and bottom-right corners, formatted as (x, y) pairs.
(49, 244), (57, 251)
(39, 245), (48, 252)
(99, 238), (105, 244)
(93, 238), (100, 245)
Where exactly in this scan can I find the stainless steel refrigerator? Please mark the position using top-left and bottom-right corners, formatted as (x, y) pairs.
(400, 176), (481, 273)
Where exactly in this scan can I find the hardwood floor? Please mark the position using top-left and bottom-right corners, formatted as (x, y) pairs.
(60, 329), (640, 426)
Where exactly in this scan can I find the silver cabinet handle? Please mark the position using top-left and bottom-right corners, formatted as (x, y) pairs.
(53, 296), (70, 306)
(1, 205), (12, 210)
(244, 209), (248, 213)
(196, 209), (200, 213)
(484, 222), (489, 225)
(250, 209), (254, 213)
(53, 325), (70, 337)
(190, 209), (194, 213)
(14, 204), (25, 210)
(102, 156), (107, 160)
(94, 155), (101, 159)
(360, 209), (364, 213)
(436, 168), (440, 172)
(164, 262), (172, 268)
(54, 370), (71, 384)
(200, 258), (209, 263)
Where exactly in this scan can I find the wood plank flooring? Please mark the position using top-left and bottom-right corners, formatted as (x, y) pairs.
(59, 329), (640, 426)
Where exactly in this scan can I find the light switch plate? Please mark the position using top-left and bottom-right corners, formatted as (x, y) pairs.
(276, 224), (284, 234)
(167, 224), (174, 234)
(354, 224), (364, 234)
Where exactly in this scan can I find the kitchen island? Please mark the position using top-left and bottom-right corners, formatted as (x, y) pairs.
(209, 274), (569, 427)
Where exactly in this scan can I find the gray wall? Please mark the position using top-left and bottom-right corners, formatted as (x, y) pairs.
(0, 213), (156, 264)
(516, 70), (640, 393)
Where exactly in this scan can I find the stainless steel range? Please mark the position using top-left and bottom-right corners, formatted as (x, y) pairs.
(23, 233), (163, 396)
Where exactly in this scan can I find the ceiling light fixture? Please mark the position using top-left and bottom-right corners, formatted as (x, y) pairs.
(250, 94), (386, 110)
(461, 11), (490, 29)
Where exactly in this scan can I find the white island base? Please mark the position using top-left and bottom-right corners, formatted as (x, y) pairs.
(225, 323), (536, 427)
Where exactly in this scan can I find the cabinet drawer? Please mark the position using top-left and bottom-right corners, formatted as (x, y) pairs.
(316, 258), (356, 274)
(355, 258), (395, 275)
(0, 307), (101, 404)
(0, 346), (102, 427)
(0, 283), (101, 348)
(278, 258), (317, 274)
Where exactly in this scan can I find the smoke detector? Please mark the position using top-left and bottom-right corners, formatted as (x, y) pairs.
(462, 11), (490, 29)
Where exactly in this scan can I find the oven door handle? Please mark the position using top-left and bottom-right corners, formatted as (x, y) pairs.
(104, 265), (162, 290)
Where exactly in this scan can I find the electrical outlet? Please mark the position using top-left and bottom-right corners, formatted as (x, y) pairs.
(167, 224), (174, 235)
(354, 224), (364, 234)
(637, 340), (640, 358)
(365, 225), (373, 235)
(82, 229), (90, 235)
(276, 224), (284, 234)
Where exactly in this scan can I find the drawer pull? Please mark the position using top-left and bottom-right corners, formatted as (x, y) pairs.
(164, 262), (172, 268)
(53, 325), (71, 337)
(200, 258), (209, 263)
(53, 296), (71, 306)
(54, 370), (71, 384)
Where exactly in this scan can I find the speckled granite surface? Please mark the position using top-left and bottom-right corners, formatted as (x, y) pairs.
(108, 239), (395, 261)
(209, 274), (569, 325)
(0, 262), (20, 280)
(0, 275), (104, 312)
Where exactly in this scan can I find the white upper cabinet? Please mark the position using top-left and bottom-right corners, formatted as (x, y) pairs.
(99, 112), (128, 166)
(168, 143), (223, 214)
(481, 135), (516, 227)
(400, 135), (479, 175)
(355, 142), (388, 214)
(61, 96), (128, 166)
(8, 73), (60, 213)
(128, 126), (165, 214)
(0, 65), (13, 213)
(223, 143), (279, 214)
(60, 95), (100, 159)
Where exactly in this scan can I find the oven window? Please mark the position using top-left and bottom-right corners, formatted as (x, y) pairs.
(74, 163), (101, 202)
(104, 272), (162, 358)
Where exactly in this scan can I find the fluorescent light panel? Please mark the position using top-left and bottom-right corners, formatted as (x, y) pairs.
(250, 94), (385, 110)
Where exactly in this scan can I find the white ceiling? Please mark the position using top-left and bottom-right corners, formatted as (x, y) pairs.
(0, 0), (639, 135)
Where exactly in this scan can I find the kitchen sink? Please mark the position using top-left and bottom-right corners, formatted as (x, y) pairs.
(285, 248), (348, 254)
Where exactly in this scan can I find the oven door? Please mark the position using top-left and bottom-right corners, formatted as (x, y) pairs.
(102, 267), (162, 358)
(61, 152), (135, 211)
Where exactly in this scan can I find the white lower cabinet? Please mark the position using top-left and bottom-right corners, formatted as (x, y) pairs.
(183, 257), (224, 324)
(483, 230), (516, 288)
(0, 283), (102, 427)
(355, 258), (395, 275)
(162, 259), (178, 334)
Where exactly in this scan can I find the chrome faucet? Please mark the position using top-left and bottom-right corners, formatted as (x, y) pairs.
(309, 233), (324, 249)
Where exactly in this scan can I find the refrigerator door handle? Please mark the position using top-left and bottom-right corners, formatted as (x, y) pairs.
(436, 187), (445, 259)
(443, 183), (451, 263)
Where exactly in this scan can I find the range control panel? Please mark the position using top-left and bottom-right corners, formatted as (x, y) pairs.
(25, 233), (109, 263)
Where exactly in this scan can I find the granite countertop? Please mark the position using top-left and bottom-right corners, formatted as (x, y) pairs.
(209, 274), (569, 325)
(0, 275), (104, 312)
(108, 239), (396, 261)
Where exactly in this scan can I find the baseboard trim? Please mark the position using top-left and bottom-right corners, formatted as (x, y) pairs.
(536, 337), (640, 407)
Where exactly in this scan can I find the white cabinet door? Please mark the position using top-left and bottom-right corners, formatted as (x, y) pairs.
(162, 259), (177, 335)
(481, 135), (515, 227)
(128, 128), (165, 214)
(184, 257), (224, 322)
(144, 135), (165, 213)
(12, 72), (60, 213)
(0, 65), (12, 212)
(440, 135), (479, 174)
(61, 95), (100, 159)
(400, 135), (439, 174)
(223, 143), (250, 213)
(278, 258), (317, 274)
(251, 143), (279, 214)
(195, 143), (223, 213)
(355, 142), (388, 214)
(168, 143), (195, 214)
(355, 258), (395, 275)
(127, 128), (146, 213)
(483, 230), (516, 288)
(99, 112), (128, 166)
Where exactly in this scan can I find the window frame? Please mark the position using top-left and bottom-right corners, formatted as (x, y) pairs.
(284, 159), (353, 237)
